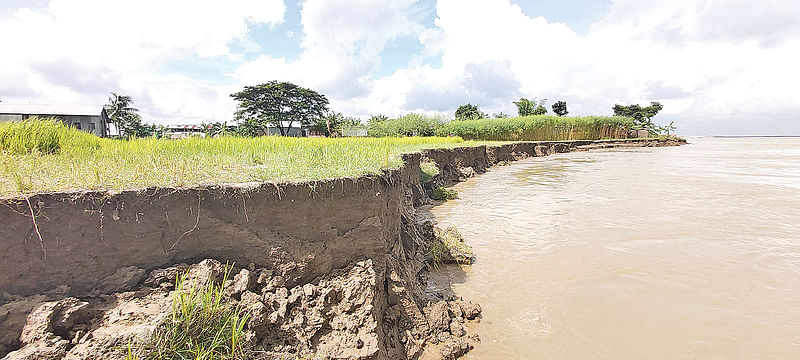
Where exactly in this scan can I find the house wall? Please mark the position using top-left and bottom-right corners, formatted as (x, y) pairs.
(267, 127), (304, 137)
(0, 114), (23, 122)
(1, 114), (106, 137)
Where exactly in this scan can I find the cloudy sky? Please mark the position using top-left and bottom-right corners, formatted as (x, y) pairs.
(1, 0), (798, 135)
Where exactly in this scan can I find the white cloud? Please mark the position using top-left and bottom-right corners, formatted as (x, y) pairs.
(351, 0), (800, 134)
(2, 0), (799, 134)
(0, 0), (285, 123)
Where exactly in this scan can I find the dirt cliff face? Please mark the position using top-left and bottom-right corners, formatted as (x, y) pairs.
(0, 138), (684, 359)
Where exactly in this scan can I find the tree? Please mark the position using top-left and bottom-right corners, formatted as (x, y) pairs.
(513, 97), (547, 116)
(368, 114), (388, 124)
(312, 112), (362, 137)
(104, 92), (143, 137)
(551, 101), (568, 117)
(202, 122), (232, 138)
(454, 103), (488, 120)
(612, 101), (664, 132)
(230, 81), (329, 136)
(235, 118), (265, 137)
(492, 112), (510, 118)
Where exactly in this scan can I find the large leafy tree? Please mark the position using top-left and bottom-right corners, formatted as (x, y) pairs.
(513, 97), (547, 116)
(612, 101), (664, 131)
(552, 101), (568, 117)
(230, 81), (329, 136)
(454, 103), (488, 120)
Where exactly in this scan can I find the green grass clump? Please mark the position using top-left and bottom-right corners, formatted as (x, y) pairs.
(0, 117), (101, 155)
(427, 226), (474, 271)
(435, 115), (634, 141)
(0, 120), (500, 197)
(128, 267), (250, 360)
(431, 186), (458, 201)
(367, 113), (447, 137)
(419, 160), (439, 184)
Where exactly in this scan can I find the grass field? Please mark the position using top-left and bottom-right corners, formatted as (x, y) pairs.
(0, 119), (501, 197)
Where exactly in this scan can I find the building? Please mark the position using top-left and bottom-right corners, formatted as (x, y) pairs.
(163, 124), (207, 138)
(0, 104), (110, 137)
(265, 121), (313, 137)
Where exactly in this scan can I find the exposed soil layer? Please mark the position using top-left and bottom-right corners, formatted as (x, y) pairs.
(0, 138), (684, 359)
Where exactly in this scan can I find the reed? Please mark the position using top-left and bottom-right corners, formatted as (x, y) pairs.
(435, 115), (634, 141)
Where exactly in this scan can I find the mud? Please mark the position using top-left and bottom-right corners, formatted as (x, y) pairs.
(0, 138), (684, 359)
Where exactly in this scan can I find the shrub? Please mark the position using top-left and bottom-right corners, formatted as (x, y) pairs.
(435, 115), (634, 141)
(367, 113), (447, 137)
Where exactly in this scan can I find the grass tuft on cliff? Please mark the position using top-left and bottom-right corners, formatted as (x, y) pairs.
(432, 187), (458, 201)
(126, 267), (250, 360)
(419, 160), (440, 184)
(427, 226), (474, 271)
(0, 120), (501, 197)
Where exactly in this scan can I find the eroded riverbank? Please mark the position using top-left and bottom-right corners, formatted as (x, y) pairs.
(0, 138), (684, 359)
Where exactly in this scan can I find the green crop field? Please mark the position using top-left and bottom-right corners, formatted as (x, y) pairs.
(0, 119), (501, 197)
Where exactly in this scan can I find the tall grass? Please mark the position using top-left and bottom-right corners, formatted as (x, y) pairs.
(0, 118), (101, 154)
(367, 113), (447, 137)
(435, 115), (634, 141)
(0, 120), (492, 196)
(128, 266), (250, 360)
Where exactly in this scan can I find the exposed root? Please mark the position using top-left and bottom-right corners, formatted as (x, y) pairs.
(24, 196), (46, 259)
(168, 194), (201, 251)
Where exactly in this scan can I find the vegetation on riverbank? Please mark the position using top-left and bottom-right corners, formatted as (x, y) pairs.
(366, 114), (635, 141)
(427, 226), (474, 271)
(419, 160), (440, 184)
(435, 115), (634, 141)
(0, 119), (497, 197)
(126, 267), (250, 360)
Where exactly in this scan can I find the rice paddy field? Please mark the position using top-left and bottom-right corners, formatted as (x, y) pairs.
(0, 119), (502, 197)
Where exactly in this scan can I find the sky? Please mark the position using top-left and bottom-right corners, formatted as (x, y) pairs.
(0, 0), (798, 136)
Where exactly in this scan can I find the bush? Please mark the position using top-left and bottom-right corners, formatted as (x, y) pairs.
(435, 115), (634, 141)
(367, 113), (447, 137)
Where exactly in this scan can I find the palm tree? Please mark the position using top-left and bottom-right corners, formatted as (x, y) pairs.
(104, 92), (140, 136)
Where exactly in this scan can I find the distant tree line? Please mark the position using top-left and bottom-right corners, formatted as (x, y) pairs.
(102, 80), (673, 139)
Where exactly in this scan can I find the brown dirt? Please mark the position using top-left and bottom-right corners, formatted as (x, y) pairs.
(0, 138), (684, 359)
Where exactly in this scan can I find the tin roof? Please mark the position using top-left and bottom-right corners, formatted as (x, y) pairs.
(0, 104), (102, 116)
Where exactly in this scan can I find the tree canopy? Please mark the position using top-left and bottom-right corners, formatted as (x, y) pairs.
(552, 101), (568, 117)
(612, 102), (664, 131)
(230, 81), (329, 136)
(454, 103), (488, 120)
(513, 97), (547, 116)
(104, 92), (152, 138)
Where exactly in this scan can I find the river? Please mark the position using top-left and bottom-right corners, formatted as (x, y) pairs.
(427, 137), (800, 359)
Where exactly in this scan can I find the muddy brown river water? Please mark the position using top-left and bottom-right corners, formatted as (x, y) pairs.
(428, 137), (800, 359)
